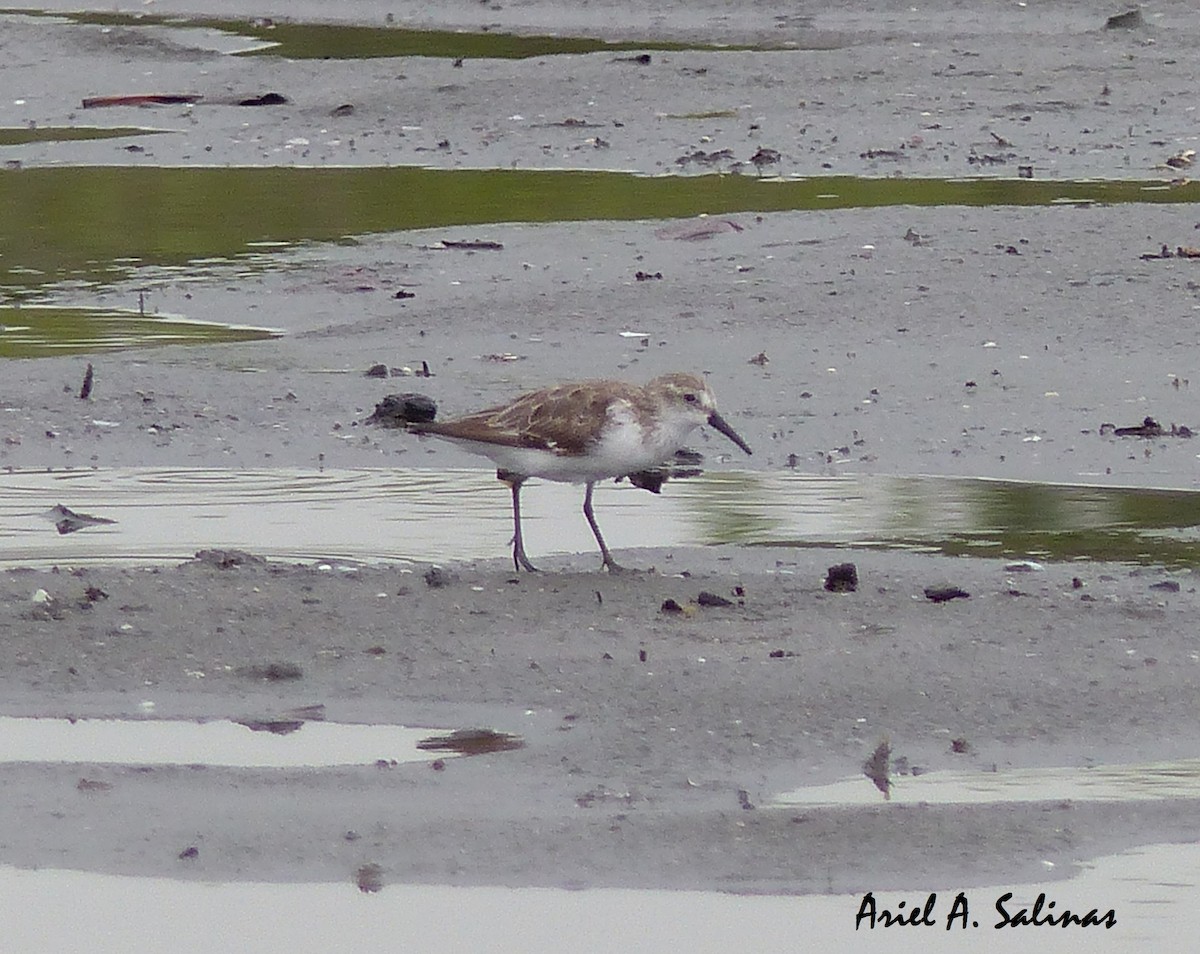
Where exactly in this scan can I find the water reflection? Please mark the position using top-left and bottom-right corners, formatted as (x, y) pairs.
(3, 468), (1200, 568)
(3, 165), (1197, 293)
(0, 716), (442, 769)
(775, 758), (1200, 808)
(0, 841), (1197, 952)
(0, 305), (279, 358)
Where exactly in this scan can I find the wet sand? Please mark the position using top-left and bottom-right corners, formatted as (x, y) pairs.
(3, 0), (1200, 909)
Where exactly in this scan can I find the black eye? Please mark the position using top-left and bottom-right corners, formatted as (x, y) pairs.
(684, 392), (698, 403)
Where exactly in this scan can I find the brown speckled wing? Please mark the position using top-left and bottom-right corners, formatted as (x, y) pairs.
(417, 380), (638, 455)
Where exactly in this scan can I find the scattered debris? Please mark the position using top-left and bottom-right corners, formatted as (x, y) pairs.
(192, 549), (266, 569)
(423, 566), (458, 588)
(394, 289), (415, 299)
(1150, 580), (1181, 592)
(237, 661), (303, 681)
(950, 737), (970, 754)
(675, 148), (736, 167)
(82, 94), (201, 109)
(747, 351), (769, 366)
(1100, 417), (1194, 438)
(416, 728), (524, 755)
(634, 270), (663, 281)
(236, 92), (288, 107)
(1004, 560), (1044, 573)
(863, 738), (891, 799)
(1141, 244), (1200, 260)
(364, 364), (389, 378)
(697, 591), (734, 608)
(235, 719), (305, 735)
(437, 239), (504, 251)
(79, 363), (94, 400)
(1105, 9), (1144, 29)
(356, 863), (385, 894)
(824, 563), (859, 593)
(1165, 150), (1196, 169)
(330, 103), (355, 117)
(660, 598), (685, 614)
(924, 585), (970, 603)
(42, 504), (116, 535)
(365, 393), (438, 426)
(654, 218), (744, 241)
(178, 846), (200, 860)
(748, 146), (781, 174)
(737, 788), (756, 810)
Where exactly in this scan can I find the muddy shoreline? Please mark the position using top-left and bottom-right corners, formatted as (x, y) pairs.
(3, 0), (1200, 904)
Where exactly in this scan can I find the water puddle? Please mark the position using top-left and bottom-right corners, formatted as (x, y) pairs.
(0, 716), (486, 769)
(776, 758), (1200, 809)
(0, 841), (1195, 952)
(40, 9), (760, 60)
(0, 304), (279, 358)
(2, 165), (1197, 294)
(2, 468), (1200, 569)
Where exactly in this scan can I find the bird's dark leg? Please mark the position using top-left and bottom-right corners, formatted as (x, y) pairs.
(582, 481), (625, 573)
(500, 471), (538, 572)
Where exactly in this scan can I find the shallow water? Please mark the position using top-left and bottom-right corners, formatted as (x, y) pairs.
(0, 304), (278, 357)
(3, 165), (1195, 299)
(2, 467), (1200, 569)
(0, 716), (446, 768)
(776, 758), (1200, 808)
(0, 840), (1195, 952)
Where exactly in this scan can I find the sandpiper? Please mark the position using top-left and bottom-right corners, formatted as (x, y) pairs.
(372, 373), (752, 572)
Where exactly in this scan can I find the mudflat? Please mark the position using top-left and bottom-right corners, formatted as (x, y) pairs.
(2, 0), (1200, 902)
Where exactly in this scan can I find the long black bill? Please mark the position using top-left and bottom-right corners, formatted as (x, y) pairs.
(707, 411), (753, 455)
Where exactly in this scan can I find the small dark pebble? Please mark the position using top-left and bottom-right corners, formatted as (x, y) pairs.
(824, 562), (859, 592)
(950, 738), (970, 753)
(237, 661), (303, 681)
(863, 738), (891, 799)
(431, 759), (446, 771)
(660, 598), (684, 614)
(238, 91), (288, 106)
(365, 364), (389, 378)
(178, 846), (199, 860)
(696, 591), (733, 608)
(193, 549), (265, 570)
(366, 392), (439, 426)
(424, 566), (458, 588)
(1105, 9), (1143, 29)
(394, 289), (416, 299)
(356, 863), (385, 894)
(1150, 580), (1181, 592)
(638, 649), (648, 663)
(924, 585), (970, 603)
(236, 719), (304, 735)
(737, 789), (756, 810)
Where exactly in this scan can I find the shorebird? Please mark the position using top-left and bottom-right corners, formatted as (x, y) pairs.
(369, 373), (752, 572)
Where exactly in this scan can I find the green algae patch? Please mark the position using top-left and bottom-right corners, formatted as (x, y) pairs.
(0, 127), (169, 147)
(13, 9), (747, 60)
(3, 165), (1198, 293)
(0, 305), (279, 358)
